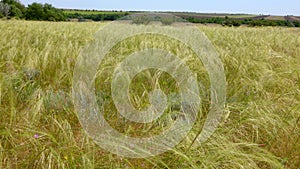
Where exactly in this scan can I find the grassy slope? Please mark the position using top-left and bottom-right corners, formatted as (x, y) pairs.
(62, 10), (300, 24)
(169, 12), (257, 18)
(0, 20), (299, 168)
(63, 10), (258, 19)
(265, 16), (286, 21)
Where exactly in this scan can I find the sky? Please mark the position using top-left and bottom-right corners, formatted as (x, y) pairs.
(20, 0), (300, 16)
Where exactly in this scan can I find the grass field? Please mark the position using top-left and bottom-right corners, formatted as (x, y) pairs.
(265, 16), (286, 21)
(170, 12), (257, 18)
(0, 20), (299, 168)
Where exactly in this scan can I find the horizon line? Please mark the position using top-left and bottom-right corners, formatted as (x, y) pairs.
(58, 8), (298, 16)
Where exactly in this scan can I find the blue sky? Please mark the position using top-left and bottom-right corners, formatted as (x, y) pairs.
(20, 0), (300, 16)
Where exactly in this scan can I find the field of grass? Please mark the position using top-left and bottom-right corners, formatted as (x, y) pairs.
(0, 20), (299, 168)
(265, 16), (286, 21)
(289, 16), (300, 22)
(170, 12), (257, 18)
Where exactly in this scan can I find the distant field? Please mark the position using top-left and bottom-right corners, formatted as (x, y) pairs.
(64, 10), (257, 19)
(288, 16), (300, 21)
(62, 10), (300, 27)
(265, 15), (285, 21)
(225, 14), (257, 18)
(0, 20), (299, 168)
(170, 12), (257, 18)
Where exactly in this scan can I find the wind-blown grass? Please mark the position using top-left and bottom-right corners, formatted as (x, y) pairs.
(0, 20), (299, 168)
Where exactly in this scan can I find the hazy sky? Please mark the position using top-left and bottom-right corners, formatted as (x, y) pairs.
(20, 0), (300, 16)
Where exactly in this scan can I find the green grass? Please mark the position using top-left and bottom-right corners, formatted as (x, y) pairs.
(0, 20), (299, 168)
(225, 14), (257, 18)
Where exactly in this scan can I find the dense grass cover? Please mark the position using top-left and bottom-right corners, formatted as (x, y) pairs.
(0, 21), (299, 168)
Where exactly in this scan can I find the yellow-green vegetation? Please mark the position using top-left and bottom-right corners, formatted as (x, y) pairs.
(0, 20), (299, 168)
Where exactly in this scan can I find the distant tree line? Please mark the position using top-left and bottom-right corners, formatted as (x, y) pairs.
(0, 0), (65, 21)
(186, 17), (300, 27)
(66, 12), (129, 21)
(66, 12), (300, 27)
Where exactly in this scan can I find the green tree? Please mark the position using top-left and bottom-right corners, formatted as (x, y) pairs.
(25, 3), (65, 21)
(25, 2), (44, 20)
(43, 3), (65, 21)
(9, 4), (22, 17)
(0, 2), (10, 17)
(1, 0), (25, 18)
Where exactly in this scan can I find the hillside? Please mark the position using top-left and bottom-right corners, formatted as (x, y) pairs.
(62, 9), (300, 27)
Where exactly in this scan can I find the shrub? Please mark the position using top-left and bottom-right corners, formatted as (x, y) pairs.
(1, 0), (25, 18)
(161, 17), (175, 25)
(25, 2), (65, 21)
(0, 2), (10, 17)
(132, 15), (151, 25)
